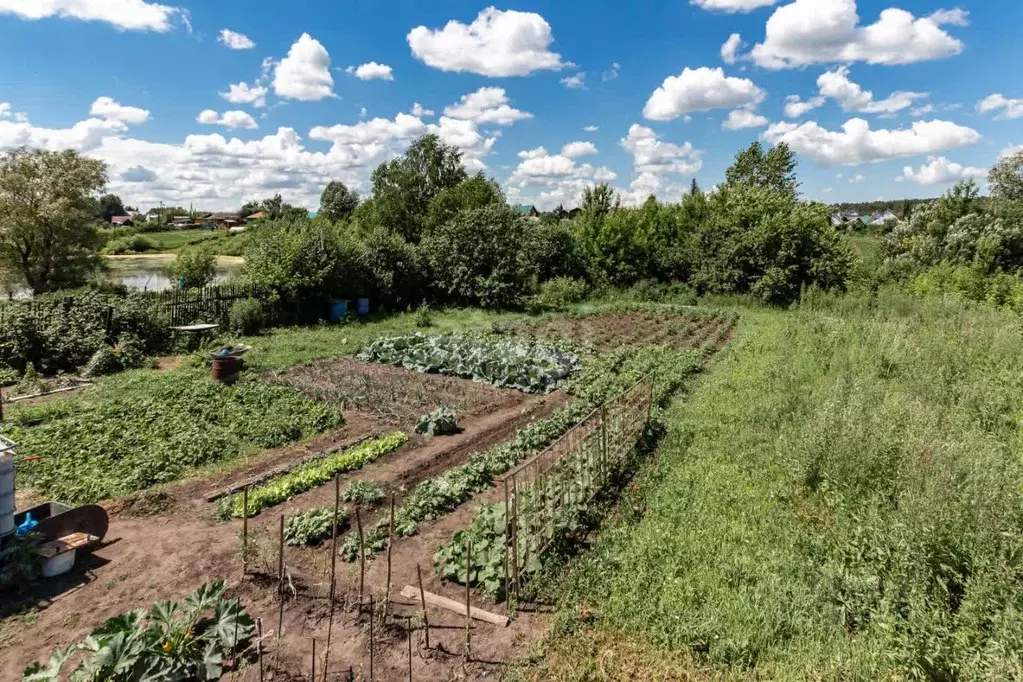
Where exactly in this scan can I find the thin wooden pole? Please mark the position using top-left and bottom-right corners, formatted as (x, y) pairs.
(356, 508), (366, 609)
(511, 477), (520, 601)
(241, 486), (249, 576)
(311, 638), (316, 682)
(256, 618), (265, 682)
(407, 616), (414, 682)
(277, 515), (285, 644)
(416, 564), (431, 650)
(324, 476), (341, 682)
(385, 494), (395, 621)
(465, 536), (472, 664)
(369, 594), (375, 681)
(503, 478), (511, 612)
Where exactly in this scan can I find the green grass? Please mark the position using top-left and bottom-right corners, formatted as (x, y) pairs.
(143, 229), (219, 251)
(531, 290), (1023, 681)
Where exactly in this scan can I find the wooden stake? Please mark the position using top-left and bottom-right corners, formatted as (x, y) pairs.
(242, 486), (249, 576)
(369, 594), (375, 681)
(416, 564), (430, 650)
(324, 475), (341, 682)
(407, 616), (414, 682)
(465, 536), (472, 664)
(511, 477), (520, 601)
(311, 638), (316, 682)
(256, 618), (265, 682)
(356, 508), (366, 609)
(503, 478), (511, 611)
(385, 494), (395, 620)
(277, 515), (285, 643)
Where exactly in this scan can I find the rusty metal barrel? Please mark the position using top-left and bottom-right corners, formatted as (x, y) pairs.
(211, 354), (243, 385)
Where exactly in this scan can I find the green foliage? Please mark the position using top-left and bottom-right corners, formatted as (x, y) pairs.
(413, 303), (433, 328)
(434, 504), (538, 596)
(219, 432), (406, 518)
(165, 246), (216, 289)
(416, 407), (458, 436)
(908, 262), (1023, 311)
(319, 180), (360, 222)
(0, 148), (106, 294)
(0, 533), (42, 593)
(358, 332), (580, 394)
(426, 173), (505, 232)
(988, 150), (1023, 201)
(529, 277), (590, 312)
(524, 220), (587, 283)
(359, 226), (428, 310)
(342, 479), (385, 506)
(5, 369), (343, 503)
(580, 183), (620, 216)
(284, 507), (347, 546)
(228, 298), (266, 336)
(724, 141), (799, 198)
(24, 581), (253, 682)
(98, 193), (126, 223)
(421, 204), (531, 308)
(102, 234), (157, 255)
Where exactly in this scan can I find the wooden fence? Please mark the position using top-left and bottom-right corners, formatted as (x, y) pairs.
(497, 374), (654, 598)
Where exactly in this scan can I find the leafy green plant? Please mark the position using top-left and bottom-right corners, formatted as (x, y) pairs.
(416, 407), (458, 436)
(284, 507), (347, 546)
(229, 298), (267, 336)
(0, 533), (42, 593)
(165, 246), (216, 289)
(413, 303), (433, 328)
(219, 432), (407, 518)
(528, 277), (590, 312)
(359, 332), (580, 394)
(24, 581), (253, 682)
(338, 526), (389, 562)
(342, 479), (385, 506)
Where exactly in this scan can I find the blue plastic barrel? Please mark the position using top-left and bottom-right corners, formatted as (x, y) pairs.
(329, 300), (349, 322)
(355, 298), (370, 317)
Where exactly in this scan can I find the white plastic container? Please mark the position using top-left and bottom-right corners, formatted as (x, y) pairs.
(0, 455), (15, 537)
(41, 549), (76, 578)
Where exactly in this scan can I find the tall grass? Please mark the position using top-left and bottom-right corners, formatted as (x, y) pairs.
(536, 291), (1023, 680)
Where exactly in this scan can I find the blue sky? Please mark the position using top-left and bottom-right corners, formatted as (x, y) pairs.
(0, 0), (1020, 210)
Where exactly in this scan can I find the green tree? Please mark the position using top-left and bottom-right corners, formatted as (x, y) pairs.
(725, 141), (799, 198)
(166, 246), (216, 289)
(370, 134), (468, 242)
(689, 178), (701, 196)
(98, 194), (126, 223)
(426, 173), (504, 232)
(0, 147), (106, 294)
(989, 151), (1023, 201)
(319, 181), (360, 222)
(580, 183), (620, 217)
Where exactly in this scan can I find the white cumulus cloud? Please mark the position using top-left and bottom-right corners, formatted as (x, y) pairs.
(560, 72), (586, 89)
(784, 94), (826, 118)
(692, 0), (778, 13)
(196, 109), (258, 130)
(0, 103), (10, 118)
(561, 141), (598, 158)
(218, 28), (254, 50)
(817, 66), (927, 114)
(90, 96), (150, 124)
(723, 108), (769, 130)
(220, 82), (268, 108)
(977, 94), (1023, 120)
(751, 0), (968, 70)
(346, 62), (394, 81)
(273, 33), (335, 101)
(0, 0), (183, 32)
(410, 103), (434, 117)
(721, 33), (744, 64)
(443, 87), (532, 126)
(643, 67), (765, 121)
(999, 144), (1023, 160)
(407, 7), (567, 77)
(583, 125), (598, 132)
(763, 117), (981, 166)
(508, 144), (616, 210)
(899, 155), (987, 185)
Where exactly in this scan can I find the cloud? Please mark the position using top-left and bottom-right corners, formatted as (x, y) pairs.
(0, 0), (183, 32)
(723, 108), (769, 130)
(849, 174), (865, 183)
(817, 66), (927, 114)
(643, 67), (765, 121)
(602, 62), (621, 81)
(561, 72), (586, 89)
(620, 124), (702, 175)
(561, 141), (598, 158)
(784, 94), (825, 118)
(220, 82), (268, 108)
(407, 7), (567, 77)
(692, 0), (778, 13)
(752, 0), (968, 69)
(0, 103), (10, 118)
(763, 117), (981, 166)
(346, 62), (394, 81)
(977, 94), (1023, 120)
(583, 125), (599, 132)
(911, 104), (935, 117)
(721, 33), (744, 64)
(90, 96), (150, 124)
(999, 144), (1023, 160)
(219, 28), (254, 50)
(273, 33), (335, 101)
(443, 87), (532, 126)
(196, 109), (259, 130)
(120, 165), (157, 182)
(899, 155), (987, 185)
(410, 103), (434, 117)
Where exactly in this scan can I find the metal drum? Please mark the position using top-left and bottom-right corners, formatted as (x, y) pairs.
(0, 452), (15, 537)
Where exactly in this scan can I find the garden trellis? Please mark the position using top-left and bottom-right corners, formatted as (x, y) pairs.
(497, 374), (653, 598)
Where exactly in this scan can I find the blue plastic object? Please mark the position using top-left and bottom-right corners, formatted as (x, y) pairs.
(329, 300), (349, 323)
(15, 513), (36, 536)
(355, 298), (370, 317)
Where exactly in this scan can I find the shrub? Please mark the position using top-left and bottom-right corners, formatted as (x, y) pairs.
(413, 303), (433, 328)
(165, 246), (216, 289)
(529, 277), (589, 312)
(284, 507), (347, 546)
(102, 233), (157, 255)
(229, 298), (266, 335)
(342, 479), (386, 506)
(416, 407), (458, 436)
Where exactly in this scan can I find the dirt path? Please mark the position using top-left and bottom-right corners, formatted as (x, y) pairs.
(0, 390), (567, 679)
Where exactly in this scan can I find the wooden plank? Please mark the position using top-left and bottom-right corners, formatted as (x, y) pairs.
(399, 585), (510, 627)
(36, 533), (98, 558)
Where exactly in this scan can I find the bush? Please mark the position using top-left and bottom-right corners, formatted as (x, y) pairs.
(529, 277), (590, 311)
(101, 233), (157, 255)
(413, 303), (433, 328)
(416, 407), (458, 436)
(229, 298), (266, 335)
(165, 246), (216, 289)
(284, 507), (347, 546)
(421, 205), (531, 308)
(343, 479), (386, 505)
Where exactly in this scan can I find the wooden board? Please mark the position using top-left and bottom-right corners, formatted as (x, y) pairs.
(399, 585), (510, 627)
(36, 533), (99, 559)
(169, 324), (219, 333)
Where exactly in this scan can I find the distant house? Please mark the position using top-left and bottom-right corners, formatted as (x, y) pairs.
(567, 207), (583, 219)
(512, 204), (540, 220)
(868, 209), (898, 225)
(169, 215), (195, 229)
(110, 215), (133, 227)
(245, 211), (268, 222)
(210, 212), (242, 229)
(144, 208), (162, 222)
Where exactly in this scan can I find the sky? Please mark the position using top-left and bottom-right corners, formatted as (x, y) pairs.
(0, 0), (1020, 211)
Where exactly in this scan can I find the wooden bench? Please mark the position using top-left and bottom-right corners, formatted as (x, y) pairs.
(36, 532), (99, 559)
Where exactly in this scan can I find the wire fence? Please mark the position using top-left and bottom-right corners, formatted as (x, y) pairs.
(498, 374), (654, 598)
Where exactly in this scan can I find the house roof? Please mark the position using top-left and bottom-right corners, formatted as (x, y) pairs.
(110, 216), (133, 225)
(245, 211), (268, 220)
(210, 212), (241, 220)
(512, 204), (537, 215)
